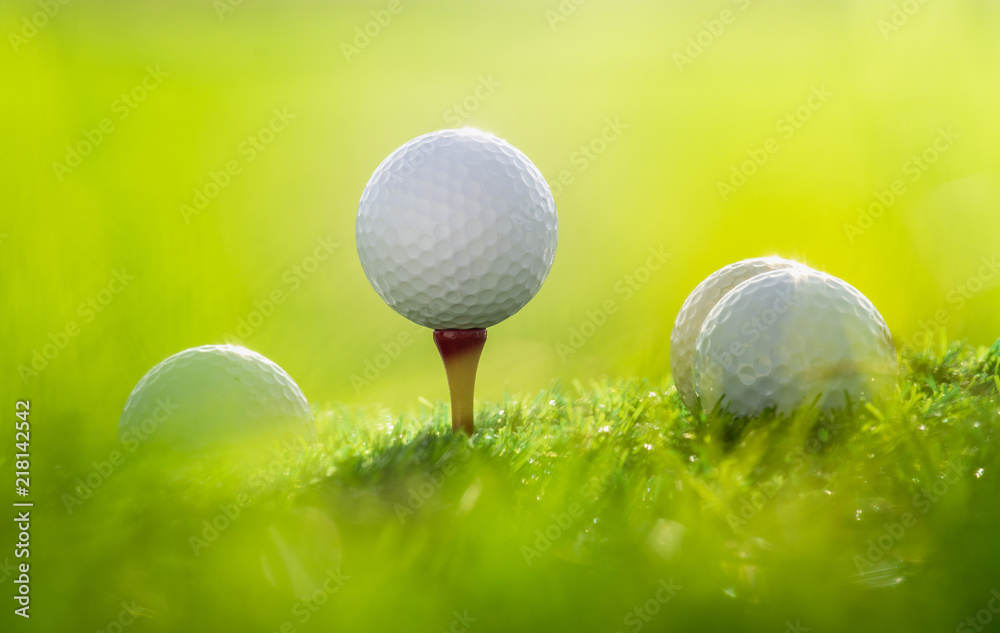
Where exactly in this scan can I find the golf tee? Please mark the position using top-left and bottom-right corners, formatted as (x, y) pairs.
(433, 329), (487, 435)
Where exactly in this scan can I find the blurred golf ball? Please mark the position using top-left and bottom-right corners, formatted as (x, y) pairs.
(356, 128), (558, 330)
(119, 344), (314, 448)
(693, 268), (896, 416)
(670, 256), (803, 411)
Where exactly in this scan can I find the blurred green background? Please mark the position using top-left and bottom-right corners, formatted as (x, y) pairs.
(4, 0), (1000, 439)
(3, 0), (1000, 630)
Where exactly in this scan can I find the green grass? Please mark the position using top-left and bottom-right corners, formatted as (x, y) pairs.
(28, 340), (1000, 632)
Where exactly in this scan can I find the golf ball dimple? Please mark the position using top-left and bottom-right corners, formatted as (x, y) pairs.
(693, 268), (897, 416)
(670, 256), (803, 411)
(356, 128), (558, 330)
(119, 345), (314, 448)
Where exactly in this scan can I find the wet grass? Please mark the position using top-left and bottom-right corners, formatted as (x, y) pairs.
(29, 340), (1000, 632)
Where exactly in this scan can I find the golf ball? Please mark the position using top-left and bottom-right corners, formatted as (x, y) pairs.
(119, 345), (314, 448)
(356, 128), (558, 330)
(693, 268), (896, 416)
(670, 256), (803, 411)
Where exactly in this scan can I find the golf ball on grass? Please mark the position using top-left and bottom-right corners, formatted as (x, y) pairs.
(356, 128), (558, 330)
(119, 345), (314, 450)
(670, 256), (804, 411)
(693, 268), (897, 416)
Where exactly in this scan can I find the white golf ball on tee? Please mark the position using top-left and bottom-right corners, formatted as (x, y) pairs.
(356, 128), (558, 330)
